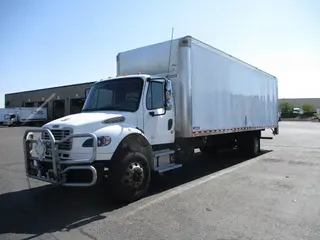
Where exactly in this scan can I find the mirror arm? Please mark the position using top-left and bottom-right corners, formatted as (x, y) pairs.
(162, 78), (168, 115)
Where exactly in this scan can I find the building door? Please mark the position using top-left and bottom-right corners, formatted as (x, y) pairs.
(53, 99), (65, 119)
(24, 102), (34, 107)
(70, 98), (85, 114)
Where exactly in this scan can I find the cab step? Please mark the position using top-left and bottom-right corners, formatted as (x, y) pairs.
(154, 149), (175, 157)
(155, 163), (182, 173)
(153, 149), (182, 173)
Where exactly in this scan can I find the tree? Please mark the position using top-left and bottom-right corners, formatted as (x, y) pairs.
(302, 103), (314, 113)
(279, 102), (294, 113)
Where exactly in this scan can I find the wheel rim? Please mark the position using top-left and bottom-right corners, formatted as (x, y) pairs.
(254, 138), (259, 153)
(122, 162), (145, 189)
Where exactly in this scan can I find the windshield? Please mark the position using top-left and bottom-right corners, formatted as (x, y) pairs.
(82, 77), (144, 112)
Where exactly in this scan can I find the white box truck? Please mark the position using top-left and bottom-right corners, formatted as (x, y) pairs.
(3, 107), (48, 126)
(23, 36), (279, 203)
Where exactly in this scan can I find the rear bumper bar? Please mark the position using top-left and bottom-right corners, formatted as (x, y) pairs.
(23, 128), (98, 187)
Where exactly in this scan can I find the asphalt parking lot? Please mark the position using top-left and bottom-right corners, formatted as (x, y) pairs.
(0, 122), (320, 240)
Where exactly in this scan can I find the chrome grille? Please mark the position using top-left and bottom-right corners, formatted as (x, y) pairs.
(42, 129), (73, 150)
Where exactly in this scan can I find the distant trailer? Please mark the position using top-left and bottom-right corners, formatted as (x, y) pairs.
(2, 107), (48, 126)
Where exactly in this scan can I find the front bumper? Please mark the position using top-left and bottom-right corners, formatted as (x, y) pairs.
(23, 128), (99, 187)
(3, 121), (13, 126)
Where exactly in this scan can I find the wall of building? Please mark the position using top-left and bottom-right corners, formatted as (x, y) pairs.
(5, 82), (94, 120)
(279, 98), (320, 111)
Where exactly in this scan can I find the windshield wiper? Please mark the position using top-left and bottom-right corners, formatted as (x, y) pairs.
(82, 108), (98, 112)
(97, 106), (130, 111)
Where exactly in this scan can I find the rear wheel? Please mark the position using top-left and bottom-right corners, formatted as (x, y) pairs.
(237, 133), (260, 157)
(248, 135), (260, 157)
(109, 151), (151, 203)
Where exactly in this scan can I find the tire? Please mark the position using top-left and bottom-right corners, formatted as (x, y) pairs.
(237, 134), (260, 158)
(109, 151), (151, 203)
(248, 135), (260, 157)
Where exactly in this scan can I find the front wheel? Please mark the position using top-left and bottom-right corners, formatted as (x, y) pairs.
(109, 151), (151, 203)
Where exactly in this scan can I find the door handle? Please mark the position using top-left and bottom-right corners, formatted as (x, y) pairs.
(168, 119), (173, 130)
(149, 110), (166, 117)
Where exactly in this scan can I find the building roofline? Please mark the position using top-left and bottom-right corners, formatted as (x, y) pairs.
(279, 98), (320, 100)
(5, 81), (96, 96)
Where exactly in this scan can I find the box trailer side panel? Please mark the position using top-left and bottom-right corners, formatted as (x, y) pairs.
(190, 39), (278, 135)
(117, 36), (278, 138)
(29, 107), (48, 121)
(16, 107), (48, 122)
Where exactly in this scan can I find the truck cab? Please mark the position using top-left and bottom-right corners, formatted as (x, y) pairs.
(82, 74), (175, 146)
(24, 74), (176, 203)
(3, 113), (18, 127)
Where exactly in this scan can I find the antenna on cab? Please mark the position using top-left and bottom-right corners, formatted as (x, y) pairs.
(166, 27), (174, 79)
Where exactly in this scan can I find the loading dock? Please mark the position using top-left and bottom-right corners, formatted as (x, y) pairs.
(5, 81), (95, 121)
(24, 102), (34, 107)
(37, 101), (45, 107)
(70, 98), (85, 114)
(53, 99), (65, 119)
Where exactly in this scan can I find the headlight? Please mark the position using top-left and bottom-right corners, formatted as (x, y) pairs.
(26, 132), (34, 150)
(82, 136), (111, 147)
(26, 133), (34, 140)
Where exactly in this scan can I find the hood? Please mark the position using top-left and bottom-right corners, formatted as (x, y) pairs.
(44, 112), (135, 128)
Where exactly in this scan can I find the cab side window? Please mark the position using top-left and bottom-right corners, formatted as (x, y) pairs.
(146, 81), (164, 110)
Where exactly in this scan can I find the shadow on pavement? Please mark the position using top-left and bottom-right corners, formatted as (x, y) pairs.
(0, 149), (271, 238)
(149, 149), (271, 194)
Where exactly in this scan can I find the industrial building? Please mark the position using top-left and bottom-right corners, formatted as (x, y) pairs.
(5, 81), (94, 120)
(279, 98), (320, 111)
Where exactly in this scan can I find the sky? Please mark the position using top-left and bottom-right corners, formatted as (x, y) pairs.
(0, 0), (319, 108)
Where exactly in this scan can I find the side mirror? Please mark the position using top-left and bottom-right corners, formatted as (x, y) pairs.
(148, 78), (173, 117)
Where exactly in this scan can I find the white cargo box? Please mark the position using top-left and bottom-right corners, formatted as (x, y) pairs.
(117, 36), (278, 138)
(15, 107), (48, 122)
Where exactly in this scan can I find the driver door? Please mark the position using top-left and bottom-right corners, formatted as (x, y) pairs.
(143, 79), (174, 145)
